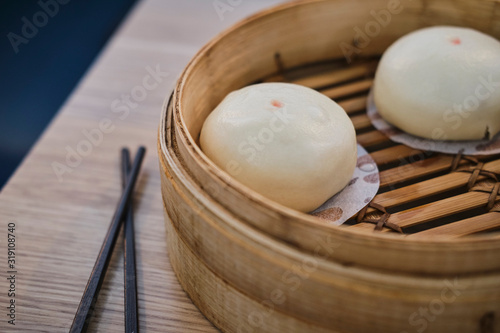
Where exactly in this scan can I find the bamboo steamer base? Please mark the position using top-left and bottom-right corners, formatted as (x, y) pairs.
(163, 209), (334, 333)
(160, 99), (500, 332)
(158, 1), (500, 332)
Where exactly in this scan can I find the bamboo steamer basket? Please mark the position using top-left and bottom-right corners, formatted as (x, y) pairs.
(158, 0), (500, 332)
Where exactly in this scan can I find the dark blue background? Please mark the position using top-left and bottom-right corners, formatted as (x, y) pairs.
(0, 0), (137, 189)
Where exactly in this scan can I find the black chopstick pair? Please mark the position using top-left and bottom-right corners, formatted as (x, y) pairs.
(70, 146), (146, 333)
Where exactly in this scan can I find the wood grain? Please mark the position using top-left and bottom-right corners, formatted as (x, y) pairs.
(0, 0), (287, 332)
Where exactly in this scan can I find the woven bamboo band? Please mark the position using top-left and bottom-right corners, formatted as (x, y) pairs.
(471, 182), (500, 211)
(490, 204), (500, 213)
(357, 202), (403, 233)
(451, 150), (500, 211)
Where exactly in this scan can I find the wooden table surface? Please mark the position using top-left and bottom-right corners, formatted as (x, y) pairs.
(0, 1), (286, 331)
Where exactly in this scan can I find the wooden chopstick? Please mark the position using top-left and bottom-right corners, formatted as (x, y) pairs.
(70, 146), (146, 333)
(121, 148), (139, 333)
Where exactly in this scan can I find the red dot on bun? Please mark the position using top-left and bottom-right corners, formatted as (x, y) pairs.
(271, 100), (283, 108)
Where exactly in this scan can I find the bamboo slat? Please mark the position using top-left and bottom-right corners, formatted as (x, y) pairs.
(356, 130), (389, 148)
(407, 211), (500, 238)
(355, 160), (500, 219)
(378, 154), (494, 188)
(350, 114), (372, 131)
(292, 62), (377, 89)
(320, 79), (373, 100)
(369, 145), (423, 166)
(338, 96), (368, 115)
(379, 155), (455, 188)
(351, 191), (497, 233)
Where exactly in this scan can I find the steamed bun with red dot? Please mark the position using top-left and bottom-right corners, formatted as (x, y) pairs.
(200, 82), (357, 212)
(374, 26), (500, 140)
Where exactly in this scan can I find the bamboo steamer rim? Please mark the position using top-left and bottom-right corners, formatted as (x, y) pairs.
(161, 0), (500, 262)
